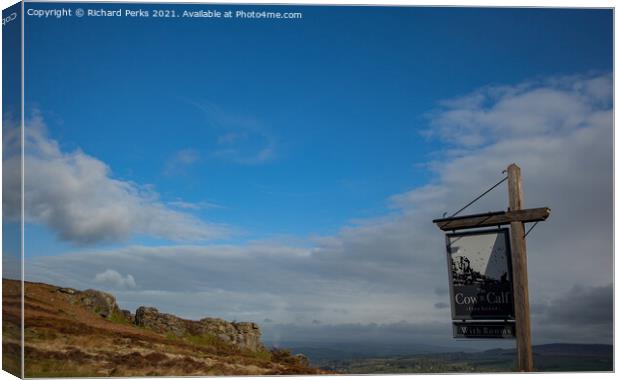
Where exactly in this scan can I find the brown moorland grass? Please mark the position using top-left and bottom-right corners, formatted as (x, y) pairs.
(2, 279), (329, 377)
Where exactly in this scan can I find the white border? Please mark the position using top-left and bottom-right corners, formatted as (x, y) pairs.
(0, 1), (616, 380)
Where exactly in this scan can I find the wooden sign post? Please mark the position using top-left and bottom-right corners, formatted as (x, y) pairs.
(506, 163), (533, 372)
(432, 163), (549, 372)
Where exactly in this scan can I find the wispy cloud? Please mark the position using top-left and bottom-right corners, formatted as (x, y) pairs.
(5, 115), (229, 245)
(168, 199), (223, 211)
(163, 148), (200, 176)
(189, 101), (278, 165)
(212, 141), (276, 165)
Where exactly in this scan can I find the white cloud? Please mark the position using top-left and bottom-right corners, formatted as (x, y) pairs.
(25, 73), (613, 347)
(426, 73), (612, 147)
(4, 114), (228, 245)
(94, 269), (136, 289)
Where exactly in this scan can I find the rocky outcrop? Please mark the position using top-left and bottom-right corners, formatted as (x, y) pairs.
(194, 317), (262, 351)
(57, 287), (121, 319)
(135, 307), (187, 337)
(135, 307), (263, 351)
(55, 286), (264, 352)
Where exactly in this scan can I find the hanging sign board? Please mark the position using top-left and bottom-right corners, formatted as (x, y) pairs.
(446, 228), (515, 320)
(453, 321), (516, 339)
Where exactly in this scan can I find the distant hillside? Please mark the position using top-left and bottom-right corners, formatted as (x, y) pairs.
(314, 343), (613, 373)
(483, 343), (613, 357)
(2, 279), (326, 377)
(531, 343), (613, 356)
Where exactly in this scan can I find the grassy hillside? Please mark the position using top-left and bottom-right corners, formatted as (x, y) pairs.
(2, 279), (325, 377)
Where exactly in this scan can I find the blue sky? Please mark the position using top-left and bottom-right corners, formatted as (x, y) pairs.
(12, 4), (613, 347)
(23, 5), (612, 252)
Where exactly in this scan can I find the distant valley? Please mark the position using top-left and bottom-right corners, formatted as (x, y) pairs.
(279, 342), (613, 373)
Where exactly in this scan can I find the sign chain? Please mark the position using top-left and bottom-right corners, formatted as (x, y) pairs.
(444, 176), (507, 219)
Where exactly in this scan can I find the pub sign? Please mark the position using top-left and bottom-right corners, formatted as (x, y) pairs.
(446, 228), (515, 320)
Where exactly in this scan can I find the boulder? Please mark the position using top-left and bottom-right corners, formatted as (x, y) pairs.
(231, 322), (262, 351)
(134, 307), (187, 337)
(56, 287), (121, 319)
(57, 287), (77, 295)
(78, 289), (121, 318)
